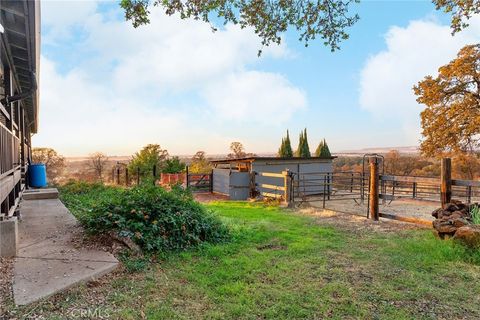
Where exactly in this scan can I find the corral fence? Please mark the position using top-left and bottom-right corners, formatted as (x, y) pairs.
(111, 164), (213, 192)
(258, 157), (480, 225)
(293, 171), (365, 207)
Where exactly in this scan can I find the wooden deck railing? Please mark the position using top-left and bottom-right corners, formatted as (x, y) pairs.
(0, 122), (22, 216)
(0, 122), (20, 179)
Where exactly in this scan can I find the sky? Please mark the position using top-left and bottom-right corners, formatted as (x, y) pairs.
(32, 0), (480, 156)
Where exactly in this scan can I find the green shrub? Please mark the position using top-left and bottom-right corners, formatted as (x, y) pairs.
(59, 181), (229, 252)
(471, 205), (480, 225)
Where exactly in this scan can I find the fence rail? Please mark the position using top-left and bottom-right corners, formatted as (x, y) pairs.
(379, 173), (480, 203)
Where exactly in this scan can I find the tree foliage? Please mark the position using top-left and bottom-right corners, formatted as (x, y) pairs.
(278, 130), (294, 157)
(414, 44), (480, 156)
(315, 138), (331, 158)
(32, 147), (66, 183)
(189, 151), (212, 173)
(227, 142), (255, 159)
(296, 128), (311, 158)
(128, 144), (169, 178)
(120, 0), (360, 53)
(433, 0), (480, 34)
(163, 156), (186, 173)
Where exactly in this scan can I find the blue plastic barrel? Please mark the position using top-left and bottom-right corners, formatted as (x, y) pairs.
(29, 163), (47, 188)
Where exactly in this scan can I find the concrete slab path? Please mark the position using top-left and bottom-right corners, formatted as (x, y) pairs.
(13, 197), (118, 305)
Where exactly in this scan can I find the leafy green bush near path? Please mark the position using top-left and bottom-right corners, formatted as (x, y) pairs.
(59, 181), (229, 252)
(471, 204), (480, 225)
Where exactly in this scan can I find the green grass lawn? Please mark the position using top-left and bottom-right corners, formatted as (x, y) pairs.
(10, 201), (480, 319)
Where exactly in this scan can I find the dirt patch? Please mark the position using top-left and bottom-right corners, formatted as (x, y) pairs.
(194, 192), (230, 203)
(257, 243), (288, 251)
(298, 207), (429, 233)
(67, 222), (130, 256)
(0, 257), (14, 315)
(307, 198), (438, 222)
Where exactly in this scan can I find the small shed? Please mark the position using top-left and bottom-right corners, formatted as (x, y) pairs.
(211, 156), (335, 200)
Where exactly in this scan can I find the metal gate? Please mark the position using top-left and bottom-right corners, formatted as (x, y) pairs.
(292, 154), (385, 216)
(186, 172), (212, 192)
(293, 171), (366, 208)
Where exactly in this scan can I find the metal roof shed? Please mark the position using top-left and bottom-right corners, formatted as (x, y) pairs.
(210, 157), (335, 200)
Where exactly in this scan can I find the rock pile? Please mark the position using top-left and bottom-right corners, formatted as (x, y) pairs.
(432, 200), (480, 247)
(432, 200), (472, 238)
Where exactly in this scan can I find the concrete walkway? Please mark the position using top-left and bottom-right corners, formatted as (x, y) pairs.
(13, 194), (118, 305)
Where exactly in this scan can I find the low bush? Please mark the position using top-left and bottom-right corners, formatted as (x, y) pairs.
(471, 204), (480, 225)
(59, 181), (229, 252)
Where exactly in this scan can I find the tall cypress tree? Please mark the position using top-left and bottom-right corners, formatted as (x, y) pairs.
(321, 139), (331, 157)
(296, 128), (311, 158)
(316, 138), (332, 158)
(284, 130), (293, 157)
(278, 137), (285, 157)
(279, 130), (293, 157)
(295, 130), (303, 157)
(315, 139), (324, 157)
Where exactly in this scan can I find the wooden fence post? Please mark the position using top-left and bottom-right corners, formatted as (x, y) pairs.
(116, 167), (120, 185)
(186, 166), (190, 189)
(153, 164), (157, 186)
(249, 171), (256, 198)
(210, 169), (214, 193)
(369, 157), (379, 221)
(350, 172), (354, 193)
(441, 158), (452, 208)
(282, 170), (293, 207)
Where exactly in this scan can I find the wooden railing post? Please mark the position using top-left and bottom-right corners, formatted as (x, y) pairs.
(441, 158), (452, 208)
(282, 170), (293, 207)
(369, 157), (379, 221)
(186, 166), (190, 189)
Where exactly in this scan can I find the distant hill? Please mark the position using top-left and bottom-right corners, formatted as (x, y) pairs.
(66, 155), (131, 162)
(65, 148), (419, 162)
(334, 146), (419, 157)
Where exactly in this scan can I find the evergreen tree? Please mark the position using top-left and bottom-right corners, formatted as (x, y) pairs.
(278, 137), (286, 157)
(296, 128), (311, 158)
(315, 140), (324, 157)
(279, 130), (293, 158)
(284, 130), (293, 157)
(316, 138), (332, 158)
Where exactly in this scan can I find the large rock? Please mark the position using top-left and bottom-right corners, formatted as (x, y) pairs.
(433, 219), (457, 235)
(453, 225), (480, 248)
(432, 201), (476, 240)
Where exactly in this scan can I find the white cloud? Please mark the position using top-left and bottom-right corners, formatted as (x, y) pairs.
(83, 9), (291, 93)
(34, 4), (304, 155)
(204, 71), (306, 122)
(41, 0), (98, 42)
(359, 17), (480, 143)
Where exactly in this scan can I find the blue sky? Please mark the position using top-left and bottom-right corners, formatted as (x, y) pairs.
(32, 0), (480, 156)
